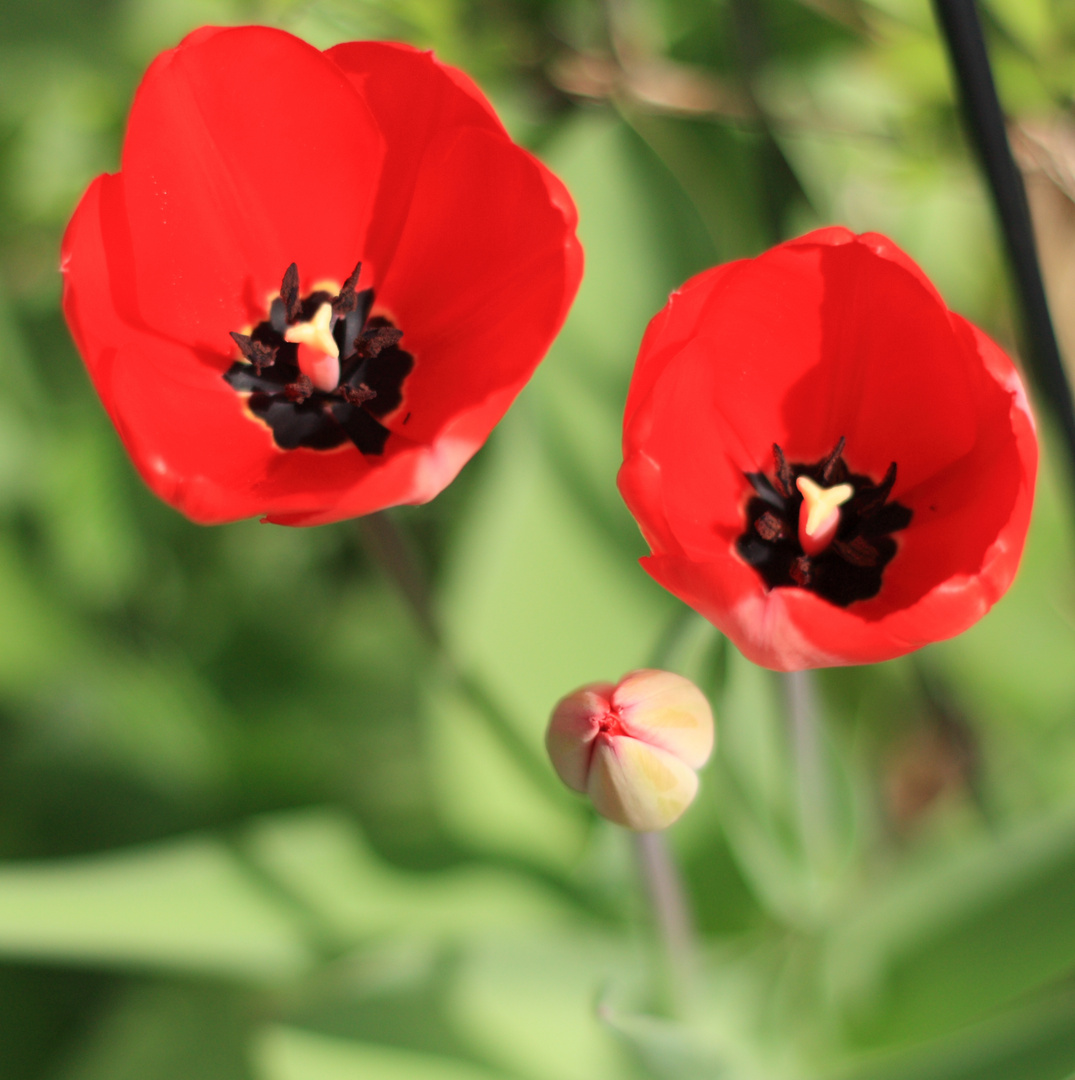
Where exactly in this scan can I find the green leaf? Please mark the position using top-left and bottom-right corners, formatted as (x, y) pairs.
(52, 982), (252, 1080)
(423, 677), (590, 870)
(825, 803), (1075, 1045)
(252, 1026), (510, 1080)
(240, 808), (577, 944)
(445, 928), (640, 1080)
(831, 984), (1075, 1080)
(0, 837), (313, 981)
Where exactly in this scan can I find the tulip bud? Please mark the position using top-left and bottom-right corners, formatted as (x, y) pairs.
(546, 670), (715, 831)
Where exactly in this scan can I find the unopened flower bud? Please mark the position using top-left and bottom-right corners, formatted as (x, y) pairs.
(546, 669), (715, 831)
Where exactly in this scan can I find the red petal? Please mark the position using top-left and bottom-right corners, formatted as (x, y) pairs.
(781, 236), (979, 493)
(621, 230), (1039, 669)
(369, 124), (582, 444)
(326, 42), (505, 277)
(119, 25), (384, 349)
(327, 42), (582, 446)
(64, 173), (278, 522)
(64, 171), (470, 525)
(261, 393), (506, 525)
(622, 263), (739, 437)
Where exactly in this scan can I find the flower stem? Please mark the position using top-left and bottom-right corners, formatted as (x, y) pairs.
(633, 829), (699, 1018)
(932, 0), (1075, 499)
(783, 669), (832, 867)
(356, 511), (573, 809)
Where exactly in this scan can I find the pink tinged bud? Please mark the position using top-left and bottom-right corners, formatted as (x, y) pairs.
(546, 670), (715, 832)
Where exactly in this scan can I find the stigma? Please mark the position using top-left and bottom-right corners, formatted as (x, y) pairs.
(285, 302), (340, 391)
(796, 475), (853, 556)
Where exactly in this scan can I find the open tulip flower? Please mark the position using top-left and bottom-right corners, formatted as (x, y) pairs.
(619, 228), (1038, 671)
(61, 26), (582, 525)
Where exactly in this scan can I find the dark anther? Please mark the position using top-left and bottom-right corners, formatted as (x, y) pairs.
(280, 262), (301, 323)
(832, 536), (880, 568)
(285, 374), (314, 403)
(224, 261), (414, 456)
(737, 438), (912, 607)
(355, 326), (404, 359)
(850, 460), (897, 518)
(229, 331), (277, 374)
(755, 511), (787, 541)
(820, 435), (847, 484)
(332, 262), (363, 317)
(789, 556), (812, 587)
(771, 443), (794, 498)
(337, 383), (377, 406)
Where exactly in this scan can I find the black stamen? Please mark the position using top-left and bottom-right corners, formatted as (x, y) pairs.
(337, 383), (377, 407)
(820, 436), (847, 484)
(755, 511), (787, 541)
(285, 374), (314, 403)
(224, 261), (413, 456)
(280, 263), (301, 323)
(228, 331), (277, 374)
(332, 262), (363, 318)
(736, 439), (912, 607)
(355, 326), (404, 359)
(772, 443), (794, 498)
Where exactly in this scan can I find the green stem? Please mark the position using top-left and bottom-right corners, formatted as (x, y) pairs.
(783, 669), (832, 867)
(633, 829), (699, 1018)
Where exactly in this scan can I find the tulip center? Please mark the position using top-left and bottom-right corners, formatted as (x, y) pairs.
(224, 262), (413, 454)
(736, 438), (912, 607)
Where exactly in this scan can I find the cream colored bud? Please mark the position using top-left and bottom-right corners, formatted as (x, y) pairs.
(546, 669), (715, 831)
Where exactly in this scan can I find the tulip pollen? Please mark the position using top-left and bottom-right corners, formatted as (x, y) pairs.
(796, 476), (853, 556)
(285, 302), (340, 392)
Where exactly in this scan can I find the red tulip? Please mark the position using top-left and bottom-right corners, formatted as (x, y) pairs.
(61, 27), (582, 525)
(618, 228), (1038, 671)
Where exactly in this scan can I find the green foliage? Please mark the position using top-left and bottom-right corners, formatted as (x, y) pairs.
(5, 0), (1075, 1078)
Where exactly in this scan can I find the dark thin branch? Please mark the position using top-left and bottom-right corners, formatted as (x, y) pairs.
(932, 0), (1075, 501)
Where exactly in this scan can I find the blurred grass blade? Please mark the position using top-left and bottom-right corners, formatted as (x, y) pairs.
(826, 803), (1075, 1044)
(0, 837), (314, 981)
(253, 1027), (510, 1080)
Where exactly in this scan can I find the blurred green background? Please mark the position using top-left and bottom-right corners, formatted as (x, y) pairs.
(3, 0), (1075, 1077)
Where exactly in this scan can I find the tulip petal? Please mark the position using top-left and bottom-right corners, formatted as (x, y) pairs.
(63, 172), (461, 525)
(119, 25), (385, 350)
(612, 670), (714, 769)
(371, 125), (581, 443)
(545, 683), (615, 793)
(325, 41), (505, 278)
(588, 736), (700, 832)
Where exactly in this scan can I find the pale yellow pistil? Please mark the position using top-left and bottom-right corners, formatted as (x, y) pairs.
(284, 301), (340, 392)
(796, 475), (853, 557)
